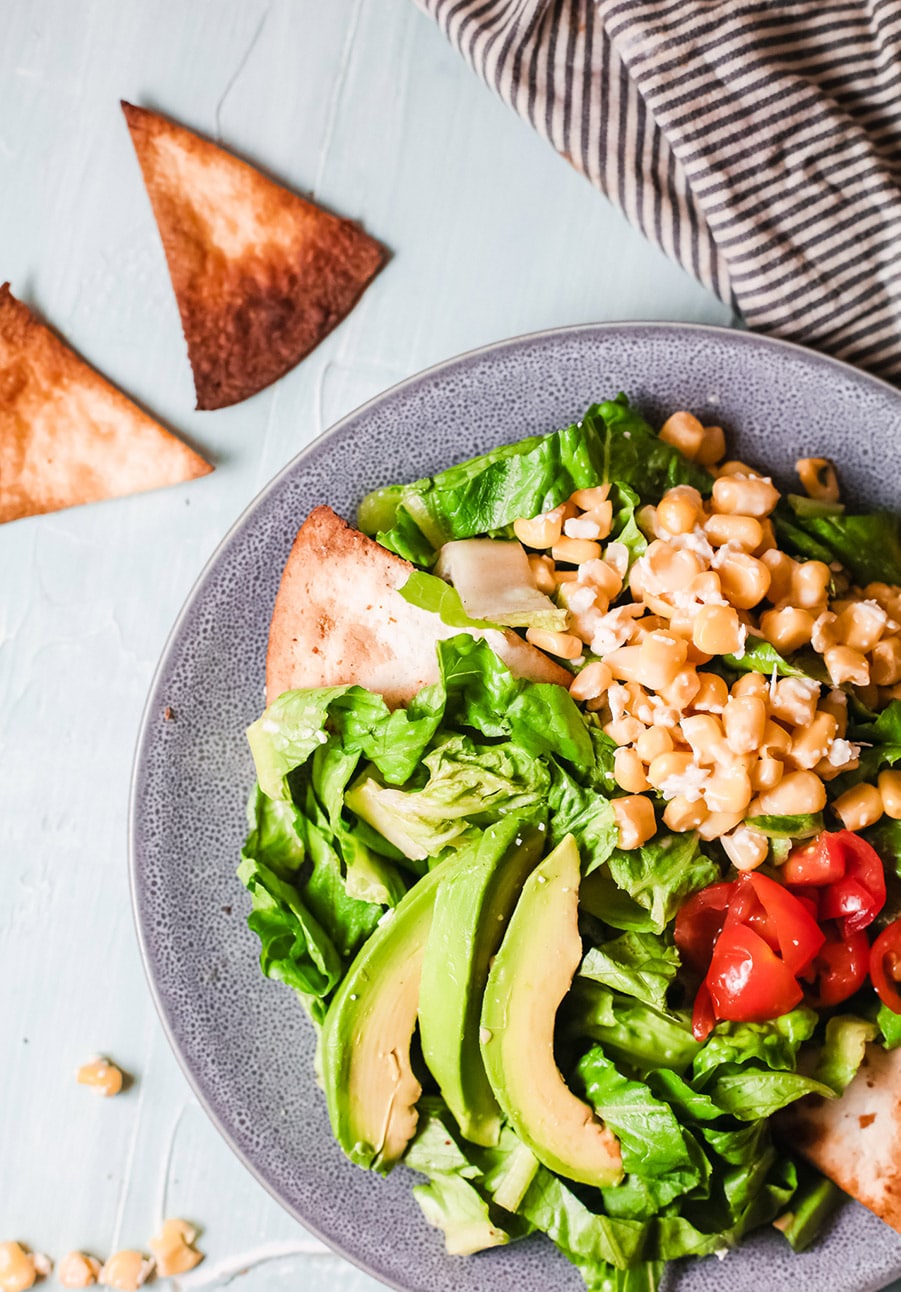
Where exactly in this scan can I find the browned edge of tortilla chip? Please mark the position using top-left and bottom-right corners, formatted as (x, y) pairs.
(0, 282), (212, 524)
(121, 102), (387, 411)
(265, 505), (572, 708)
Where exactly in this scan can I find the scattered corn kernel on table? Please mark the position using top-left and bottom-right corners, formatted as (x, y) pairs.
(3, 1), (898, 1290)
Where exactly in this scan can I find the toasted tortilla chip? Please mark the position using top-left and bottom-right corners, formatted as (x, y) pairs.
(781, 1043), (901, 1234)
(121, 102), (386, 411)
(0, 284), (211, 524)
(266, 506), (571, 708)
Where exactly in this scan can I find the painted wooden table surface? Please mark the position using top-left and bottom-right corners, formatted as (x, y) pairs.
(3, 2), (894, 1290)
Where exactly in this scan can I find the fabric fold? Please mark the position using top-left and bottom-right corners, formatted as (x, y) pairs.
(414, 0), (901, 381)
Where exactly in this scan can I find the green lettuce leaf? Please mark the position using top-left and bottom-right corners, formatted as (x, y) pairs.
(363, 397), (711, 563)
(776, 504), (901, 586)
(605, 831), (720, 933)
(813, 1015), (877, 1095)
(563, 980), (700, 1076)
(577, 1049), (701, 1202)
(238, 788), (384, 1021)
(579, 933), (680, 1010)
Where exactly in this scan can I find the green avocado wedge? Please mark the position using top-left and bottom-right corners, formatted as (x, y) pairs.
(320, 855), (457, 1173)
(480, 834), (624, 1188)
(418, 819), (545, 1147)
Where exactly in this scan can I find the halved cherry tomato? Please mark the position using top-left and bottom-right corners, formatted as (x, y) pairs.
(745, 872), (825, 976)
(803, 925), (870, 1008)
(869, 919), (901, 1014)
(691, 980), (717, 1042)
(722, 874), (780, 952)
(818, 831), (886, 936)
(705, 923), (804, 1023)
(783, 833), (847, 886)
(674, 881), (736, 974)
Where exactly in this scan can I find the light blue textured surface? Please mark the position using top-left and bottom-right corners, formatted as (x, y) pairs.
(1, 2), (893, 1290)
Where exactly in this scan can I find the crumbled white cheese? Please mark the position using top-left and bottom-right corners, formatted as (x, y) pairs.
(827, 738), (862, 768)
(671, 526), (715, 565)
(608, 684), (631, 722)
(566, 584), (598, 614)
(590, 605), (643, 656)
(658, 763), (710, 803)
(603, 542), (630, 580)
(564, 516), (602, 540)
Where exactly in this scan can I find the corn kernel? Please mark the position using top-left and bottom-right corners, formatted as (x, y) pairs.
(663, 795), (709, 832)
(717, 552), (771, 610)
(824, 645), (869, 687)
(879, 770), (901, 820)
(0, 1244), (41, 1292)
(705, 767), (753, 815)
(751, 756), (783, 791)
(680, 714), (729, 766)
(658, 665), (702, 711)
(659, 410), (705, 460)
(757, 770), (826, 815)
(696, 424), (726, 466)
(796, 457), (839, 502)
(149, 1220), (204, 1279)
(97, 1253), (154, 1292)
(833, 782), (883, 831)
(656, 486), (704, 535)
(647, 750), (697, 790)
(759, 606), (814, 654)
(871, 636), (901, 686)
(552, 536), (603, 565)
(611, 795), (658, 850)
(835, 601), (887, 652)
(525, 627), (584, 660)
(76, 1056), (124, 1097)
(711, 474), (780, 518)
(527, 554), (556, 595)
(570, 484), (610, 510)
(697, 811), (745, 840)
(704, 512), (764, 551)
(57, 1254), (101, 1289)
(613, 748), (650, 794)
(723, 695), (767, 755)
(692, 672), (729, 713)
(604, 716), (646, 746)
(692, 604), (743, 656)
(788, 711), (839, 771)
(720, 824), (769, 872)
(790, 561), (832, 611)
(569, 661), (613, 702)
(513, 506), (565, 549)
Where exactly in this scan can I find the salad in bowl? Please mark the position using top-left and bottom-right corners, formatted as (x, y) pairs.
(238, 395), (901, 1291)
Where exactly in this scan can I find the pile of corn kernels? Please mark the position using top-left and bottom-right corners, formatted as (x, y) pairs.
(513, 410), (901, 864)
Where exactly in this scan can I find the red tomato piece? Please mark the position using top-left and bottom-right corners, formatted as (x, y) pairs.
(869, 919), (901, 1014)
(723, 875), (780, 952)
(674, 881), (736, 974)
(803, 925), (870, 1008)
(818, 831), (887, 937)
(691, 980), (717, 1043)
(782, 834), (847, 886)
(746, 871), (825, 976)
(706, 923), (804, 1023)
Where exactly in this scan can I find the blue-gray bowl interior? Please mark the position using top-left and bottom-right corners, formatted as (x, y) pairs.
(131, 323), (901, 1292)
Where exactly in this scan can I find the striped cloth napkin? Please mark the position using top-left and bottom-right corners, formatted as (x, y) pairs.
(414, 0), (901, 383)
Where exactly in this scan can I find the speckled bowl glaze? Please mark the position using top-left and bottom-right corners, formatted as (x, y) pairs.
(131, 323), (901, 1292)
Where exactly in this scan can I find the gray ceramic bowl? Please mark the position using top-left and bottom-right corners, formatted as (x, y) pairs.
(131, 323), (901, 1292)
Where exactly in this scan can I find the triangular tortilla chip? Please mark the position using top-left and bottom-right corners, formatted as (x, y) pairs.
(266, 506), (571, 708)
(0, 284), (211, 524)
(781, 1043), (901, 1234)
(121, 102), (386, 411)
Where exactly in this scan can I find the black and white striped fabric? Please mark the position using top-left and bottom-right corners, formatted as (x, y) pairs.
(414, 0), (901, 382)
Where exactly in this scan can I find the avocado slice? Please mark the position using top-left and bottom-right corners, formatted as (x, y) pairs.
(480, 834), (624, 1187)
(418, 819), (545, 1147)
(320, 856), (456, 1173)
